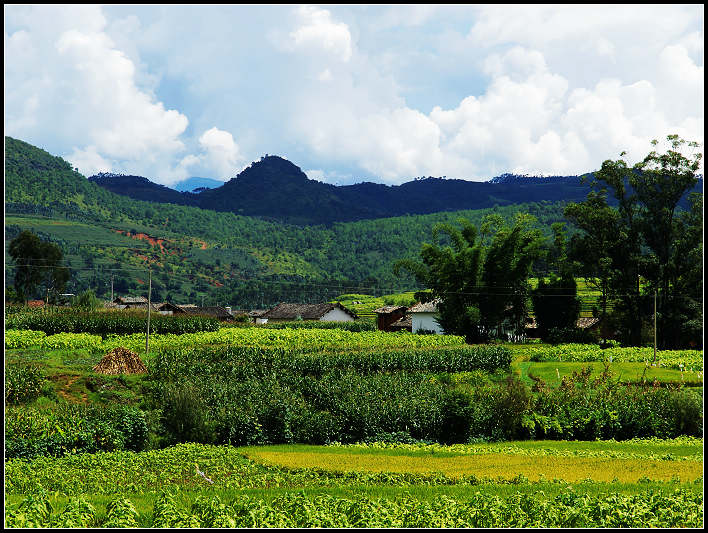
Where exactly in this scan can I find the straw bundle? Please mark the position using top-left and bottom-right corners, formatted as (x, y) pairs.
(93, 347), (147, 375)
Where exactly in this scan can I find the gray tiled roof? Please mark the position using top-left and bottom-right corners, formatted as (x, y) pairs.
(262, 302), (358, 320)
(409, 298), (441, 313)
(373, 305), (408, 314)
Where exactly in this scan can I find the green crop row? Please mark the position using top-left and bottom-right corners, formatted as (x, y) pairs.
(5, 486), (703, 528)
(150, 344), (512, 381)
(339, 437), (704, 462)
(5, 327), (465, 354)
(4, 442), (703, 497)
(508, 344), (703, 371)
(5, 330), (102, 350)
(261, 320), (377, 332)
(6, 311), (221, 336)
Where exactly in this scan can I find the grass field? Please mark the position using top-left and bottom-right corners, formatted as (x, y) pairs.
(5, 441), (703, 527)
(241, 443), (702, 483)
(5, 327), (704, 527)
(514, 361), (703, 387)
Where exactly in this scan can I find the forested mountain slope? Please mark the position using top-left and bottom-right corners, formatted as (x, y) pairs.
(11, 135), (693, 308)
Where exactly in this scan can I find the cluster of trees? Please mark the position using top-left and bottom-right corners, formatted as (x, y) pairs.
(565, 135), (703, 348)
(7, 230), (69, 303)
(398, 136), (703, 349)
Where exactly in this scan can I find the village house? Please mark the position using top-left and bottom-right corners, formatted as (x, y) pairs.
(525, 316), (603, 339)
(259, 302), (358, 324)
(373, 305), (408, 332)
(109, 296), (151, 310)
(248, 309), (268, 324)
(409, 298), (444, 334)
(155, 302), (235, 321)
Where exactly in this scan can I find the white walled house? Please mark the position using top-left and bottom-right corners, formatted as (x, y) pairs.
(260, 302), (358, 323)
(409, 299), (444, 334)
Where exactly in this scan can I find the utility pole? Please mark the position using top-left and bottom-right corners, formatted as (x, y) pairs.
(111, 275), (114, 302)
(653, 290), (657, 363)
(146, 269), (152, 356)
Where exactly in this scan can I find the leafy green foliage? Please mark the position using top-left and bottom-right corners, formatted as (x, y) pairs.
(4, 482), (703, 527)
(70, 289), (100, 311)
(566, 135), (703, 348)
(8, 229), (70, 302)
(5, 404), (149, 460)
(5, 364), (45, 404)
(6, 310), (220, 336)
(394, 214), (545, 341)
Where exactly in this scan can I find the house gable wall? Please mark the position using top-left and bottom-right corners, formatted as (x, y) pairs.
(412, 312), (444, 334)
(320, 307), (355, 322)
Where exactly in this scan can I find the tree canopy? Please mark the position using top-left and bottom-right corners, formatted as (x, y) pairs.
(8, 230), (70, 302)
(394, 213), (545, 342)
(565, 135), (703, 348)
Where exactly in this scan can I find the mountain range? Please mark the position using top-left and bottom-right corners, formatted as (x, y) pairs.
(85, 157), (600, 225)
(5, 135), (703, 306)
(87, 156), (703, 225)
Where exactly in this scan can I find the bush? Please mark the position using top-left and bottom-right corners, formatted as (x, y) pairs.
(6, 310), (221, 336)
(468, 376), (534, 441)
(5, 364), (44, 404)
(5, 404), (148, 460)
(71, 289), (100, 311)
(160, 383), (214, 445)
(440, 389), (474, 444)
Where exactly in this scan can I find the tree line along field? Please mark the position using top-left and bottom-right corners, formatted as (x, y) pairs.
(4, 310), (703, 527)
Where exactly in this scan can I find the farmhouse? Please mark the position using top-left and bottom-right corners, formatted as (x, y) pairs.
(373, 305), (408, 331)
(260, 302), (358, 324)
(110, 295), (150, 310)
(248, 309), (268, 324)
(156, 302), (184, 315)
(182, 306), (235, 321)
(156, 302), (235, 321)
(409, 298), (444, 334)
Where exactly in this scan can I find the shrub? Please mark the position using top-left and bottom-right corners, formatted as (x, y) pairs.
(5, 404), (148, 460)
(160, 383), (214, 444)
(5, 364), (44, 404)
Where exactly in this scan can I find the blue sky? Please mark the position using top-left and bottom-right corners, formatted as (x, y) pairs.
(4, 4), (704, 186)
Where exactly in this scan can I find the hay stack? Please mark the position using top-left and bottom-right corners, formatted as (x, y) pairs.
(93, 347), (147, 375)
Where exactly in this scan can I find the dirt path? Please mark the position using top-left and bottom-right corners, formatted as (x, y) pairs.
(55, 374), (88, 403)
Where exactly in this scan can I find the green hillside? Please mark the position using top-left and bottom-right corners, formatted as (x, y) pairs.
(5, 136), (570, 307)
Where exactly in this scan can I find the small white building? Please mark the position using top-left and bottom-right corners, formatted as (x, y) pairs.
(260, 302), (358, 323)
(409, 298), (444, 334)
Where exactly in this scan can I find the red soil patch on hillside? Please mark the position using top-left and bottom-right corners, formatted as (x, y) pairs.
(114, 229), (169, 252)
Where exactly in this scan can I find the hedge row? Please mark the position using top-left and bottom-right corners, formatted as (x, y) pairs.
(5, 404), (148, 461)
(150, 345), (513, 380)
(150, 368), (703, 447)
(5, 311), (221, 336)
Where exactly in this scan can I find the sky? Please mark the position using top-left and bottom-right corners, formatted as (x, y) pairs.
(4, 4), (704, 186)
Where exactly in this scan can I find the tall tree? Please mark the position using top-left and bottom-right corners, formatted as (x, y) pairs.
(8, 230), (70, 303)
(566, 135), (702, 347)
(393, 214), (544, 341)
(531, 223), (582, 339)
